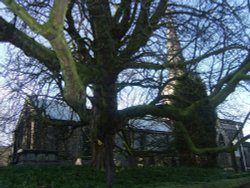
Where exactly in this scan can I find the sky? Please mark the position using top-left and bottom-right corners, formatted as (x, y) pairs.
(0, 41), (249, 145)
(0, 44), (10, 146)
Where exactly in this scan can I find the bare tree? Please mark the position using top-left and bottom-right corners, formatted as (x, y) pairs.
(0, 0), (249, 185)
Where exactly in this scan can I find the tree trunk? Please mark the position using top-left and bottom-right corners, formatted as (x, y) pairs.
(104, 133), (115, 186)
(91, 128), (115, 186)
(90, 80), (117, 186)
(91, 132), (115, 185)
(91, 141), (105, 168)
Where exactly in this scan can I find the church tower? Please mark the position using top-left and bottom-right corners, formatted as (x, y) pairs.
(162, 9), (184, 102)
(162, 8), (218, 167)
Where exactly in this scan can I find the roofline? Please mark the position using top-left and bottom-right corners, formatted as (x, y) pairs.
(218, 118), (243, 126)
(125, 126), (171, 134)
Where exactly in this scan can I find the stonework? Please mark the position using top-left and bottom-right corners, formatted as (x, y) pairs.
(11, 97), (250, 170)
(0, 146), (11, 166)
(12, 97), (89, 165)
(216, 119), (249, 170)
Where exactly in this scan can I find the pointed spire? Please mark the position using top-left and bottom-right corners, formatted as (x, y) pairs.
(166, 9), (184, 65)
(162, 9), (184, 101)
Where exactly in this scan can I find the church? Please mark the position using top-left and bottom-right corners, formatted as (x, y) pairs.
(11, 96), (250, 171)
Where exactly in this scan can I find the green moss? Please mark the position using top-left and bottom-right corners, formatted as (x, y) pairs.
(171, 72), (218, 167)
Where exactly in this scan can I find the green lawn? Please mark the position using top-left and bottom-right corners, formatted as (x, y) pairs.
(0, 165), (249, 188)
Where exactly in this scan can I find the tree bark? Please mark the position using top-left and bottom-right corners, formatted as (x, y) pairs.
(91, 141), (105, 168)
(104, 133), (115, 186)
(90, 79), (117, 185)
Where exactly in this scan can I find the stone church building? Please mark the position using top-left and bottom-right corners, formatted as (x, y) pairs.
(11, 96), (250, 170)
(12, 96), (90, 165)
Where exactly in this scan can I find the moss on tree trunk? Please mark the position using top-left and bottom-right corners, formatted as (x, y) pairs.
(172, 72), (218, 167)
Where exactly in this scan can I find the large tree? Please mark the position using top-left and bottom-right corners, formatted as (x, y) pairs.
(0, 0), (250, 185)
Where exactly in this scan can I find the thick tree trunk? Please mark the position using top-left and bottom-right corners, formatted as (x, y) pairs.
(91, 141), (105, 168)
(90, 80), (117, 186)
(91, 133), (115, 185)
(104, 133), (115, 186)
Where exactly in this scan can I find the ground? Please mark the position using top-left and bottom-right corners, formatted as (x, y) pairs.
(0, 165), (249, 188)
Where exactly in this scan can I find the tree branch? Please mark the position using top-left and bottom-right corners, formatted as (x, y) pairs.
(2, 0), (84, 112)
(1, 0), (44, 33)
(0, 16), (60, 72)
(120, 0), (167, 59)
(209, 53), (250, 107)
(119, 104), (183, 121)
(185, 44), (248, 66)
(124, 62), (165, 70)
(231, 110), (250, 142)
(175, 122), (249, 154)
(46, 0), (69, 31)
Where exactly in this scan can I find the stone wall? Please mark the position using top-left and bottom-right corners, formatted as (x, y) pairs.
(0, 146), (11, 166)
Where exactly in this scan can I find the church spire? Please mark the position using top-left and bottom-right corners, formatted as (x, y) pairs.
(162, 9), (184, 100)
(166, 9), (184, 65)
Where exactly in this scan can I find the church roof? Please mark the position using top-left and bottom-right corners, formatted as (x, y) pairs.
(29, 96), (80, 121)
(28, 96), (170, 132)
(129, 118), (171, 132)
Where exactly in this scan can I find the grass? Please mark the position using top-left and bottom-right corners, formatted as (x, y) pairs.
(0, 165), (249, 188)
